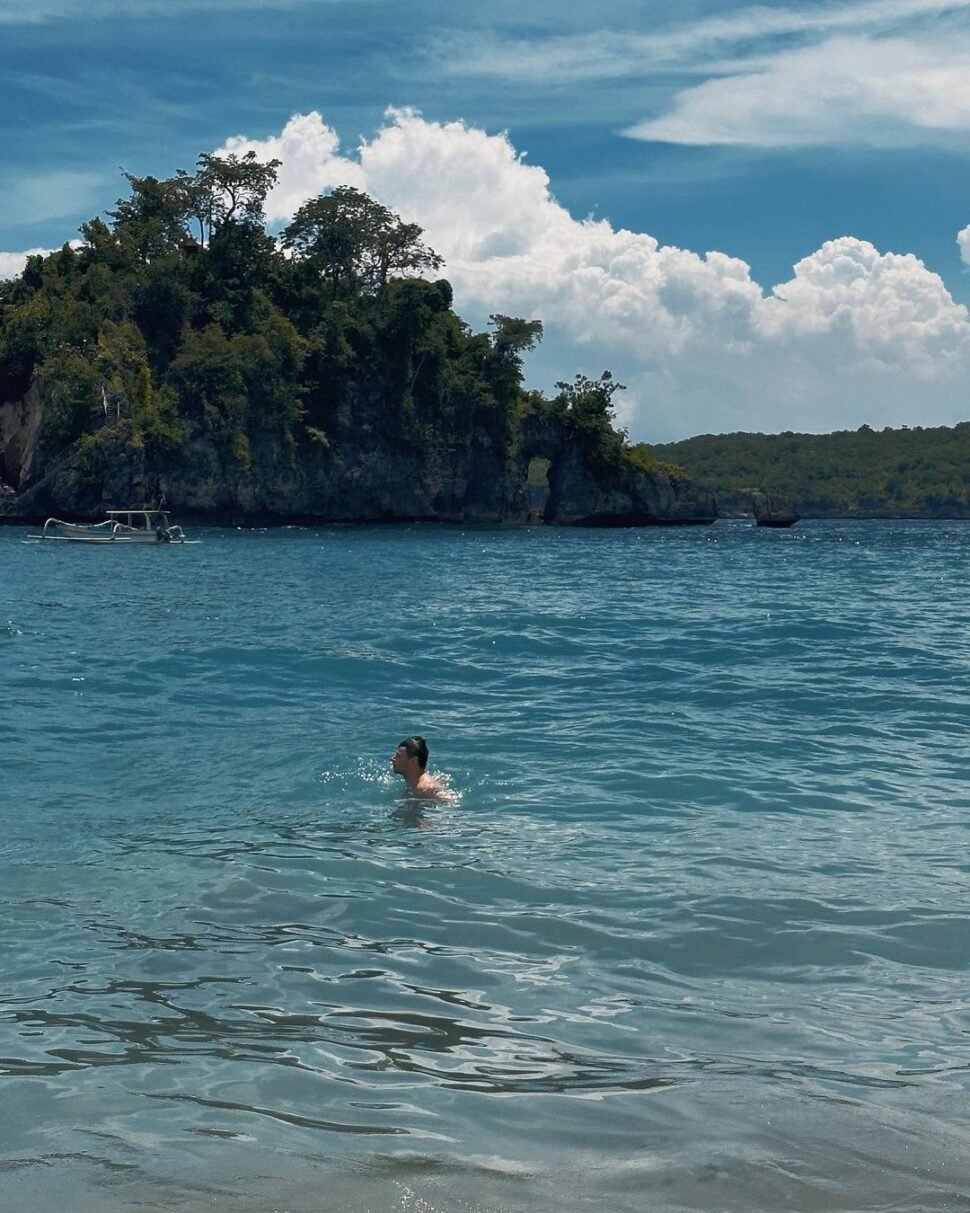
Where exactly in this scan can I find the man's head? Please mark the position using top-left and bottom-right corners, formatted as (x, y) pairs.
(392, 735), (429, 778)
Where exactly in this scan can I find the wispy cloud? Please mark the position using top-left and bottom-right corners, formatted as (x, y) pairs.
(430, 0), (970, 150)
(629, 33), (970, 147)
(434, 0), (970, 82)
(1, 171), (108, 226)
(0, 0), (359, 24)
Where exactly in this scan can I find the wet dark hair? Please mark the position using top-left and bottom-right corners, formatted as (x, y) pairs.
(398, 735), (429, 770)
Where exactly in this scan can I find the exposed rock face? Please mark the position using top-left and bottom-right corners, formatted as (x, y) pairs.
(2, 381), (717, 527)
(0, 384), (45, 491)
(543, 445), (715, 526)
(513, 407), (716, 526)
(752, 491), (800, 528)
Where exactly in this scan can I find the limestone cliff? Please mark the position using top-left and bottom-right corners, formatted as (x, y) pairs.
(2, 378), (716, 527)
(752, 491), (799, 528)
(0, 383), (45, 492)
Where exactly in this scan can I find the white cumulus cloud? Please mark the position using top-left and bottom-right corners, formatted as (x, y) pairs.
(958, 223), (970, 267)
(215, 110), (969, 438)
(215, 112), (366, 222)
(0, 241), (82, 280)
(0, 248), (45, 279)
(763, 238), (970, 366)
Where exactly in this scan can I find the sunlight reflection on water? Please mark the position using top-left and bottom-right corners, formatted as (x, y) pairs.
(2, 520), (969, 1211)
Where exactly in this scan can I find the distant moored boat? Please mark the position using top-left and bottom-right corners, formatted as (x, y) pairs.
(29, 508), (194, 544)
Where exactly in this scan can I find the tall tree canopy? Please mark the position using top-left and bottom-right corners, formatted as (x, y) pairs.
(194, 151), (282, 242)
(282, 186), (443, 297)
(107, 171), (197, 262)
(105, 152), (281, 258)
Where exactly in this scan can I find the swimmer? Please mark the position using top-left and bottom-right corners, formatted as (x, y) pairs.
(391, 735), (448, 800)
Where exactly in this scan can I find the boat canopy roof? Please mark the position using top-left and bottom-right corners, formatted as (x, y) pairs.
(105, 508), (168, 517)
(104, 508), (171, 527)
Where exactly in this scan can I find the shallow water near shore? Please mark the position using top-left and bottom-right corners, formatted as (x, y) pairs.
(2, 519), (969, 1213)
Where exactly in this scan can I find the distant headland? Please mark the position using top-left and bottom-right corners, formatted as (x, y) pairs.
(655, 424), (970, 519)
(0, 154), (714, 528)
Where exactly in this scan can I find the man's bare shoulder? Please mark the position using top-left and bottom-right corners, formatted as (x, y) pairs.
(415, 772), (445, 796)
(414, 772), (456, 801)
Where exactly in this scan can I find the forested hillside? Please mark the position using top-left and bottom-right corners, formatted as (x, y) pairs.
(0, 156), (528, 496)
(0, 152), (713, 525)
(654, 425), (970, 518)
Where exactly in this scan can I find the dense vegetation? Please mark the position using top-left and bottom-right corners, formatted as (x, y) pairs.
(5, 153), (964, 522)
(655, 425), (970, 518)
(0, 152), (657, 508)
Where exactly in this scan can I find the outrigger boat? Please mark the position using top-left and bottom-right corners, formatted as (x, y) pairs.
(30, 508), (194, 544)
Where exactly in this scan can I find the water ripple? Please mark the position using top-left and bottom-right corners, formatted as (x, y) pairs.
(2, 520), (969, 1211)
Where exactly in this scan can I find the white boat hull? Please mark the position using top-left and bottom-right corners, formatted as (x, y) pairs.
(27, 511), (194, 544)
(36, 530), (185, 543)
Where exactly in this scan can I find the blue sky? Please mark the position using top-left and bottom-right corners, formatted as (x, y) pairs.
(2, 0), (970, 439)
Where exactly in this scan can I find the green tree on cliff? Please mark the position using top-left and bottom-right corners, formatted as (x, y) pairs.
(0, 155), (644, 519)
(282, 186), (443, 298)
(108, 171), (197, 261)
(193, 151), (282, 243)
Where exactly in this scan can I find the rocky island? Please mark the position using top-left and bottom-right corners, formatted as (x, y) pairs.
(0, 156), (714, 527)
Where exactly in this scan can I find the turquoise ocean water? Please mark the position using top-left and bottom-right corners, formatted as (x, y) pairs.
(1, 520), (969, 1213)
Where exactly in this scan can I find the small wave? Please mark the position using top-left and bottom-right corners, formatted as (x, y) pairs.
(3, 520), (970, 1211)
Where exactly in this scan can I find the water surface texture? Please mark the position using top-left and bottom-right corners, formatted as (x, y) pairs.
(2, 521), (969, 1212)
